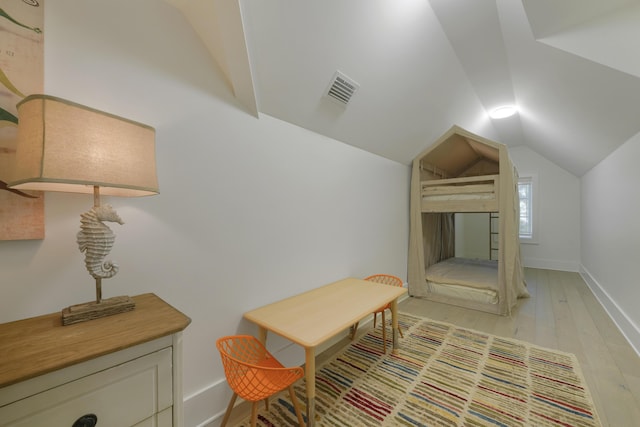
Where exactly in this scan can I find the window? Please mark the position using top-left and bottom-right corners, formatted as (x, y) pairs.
(518, 175), (537, 242)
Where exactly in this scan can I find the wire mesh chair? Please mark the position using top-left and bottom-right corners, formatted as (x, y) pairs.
(216, 335), (305, 426)
(351, 274), (404, 352)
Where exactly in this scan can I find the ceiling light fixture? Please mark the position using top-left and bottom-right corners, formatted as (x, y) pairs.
(489, 105), (518, 119)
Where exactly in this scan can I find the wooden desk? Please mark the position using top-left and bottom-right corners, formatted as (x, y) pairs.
(243, 277), (406, 426)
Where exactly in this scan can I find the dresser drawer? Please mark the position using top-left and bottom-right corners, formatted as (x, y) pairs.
(0, 347), (172, 427)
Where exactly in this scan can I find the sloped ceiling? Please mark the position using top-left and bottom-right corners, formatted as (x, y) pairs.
(166, 0), (640, 177)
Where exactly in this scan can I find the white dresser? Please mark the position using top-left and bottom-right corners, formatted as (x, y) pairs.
(0, 294), (191, 427)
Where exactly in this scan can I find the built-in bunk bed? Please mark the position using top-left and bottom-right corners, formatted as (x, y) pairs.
(408, 125), (529, 315)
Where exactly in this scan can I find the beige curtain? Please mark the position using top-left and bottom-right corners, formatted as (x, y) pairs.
(422, 213), (454, 269)
(501, 165), (529, 310)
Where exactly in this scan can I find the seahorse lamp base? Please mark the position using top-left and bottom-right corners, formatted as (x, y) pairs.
(62, 295), (135, 326)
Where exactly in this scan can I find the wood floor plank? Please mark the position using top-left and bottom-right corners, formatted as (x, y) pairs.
(530, 268), (558, 349)
(556, 271), (616, 426)
(625, 373), (640, 409)
(547, 271), (586, 360)
(559, 272), (640, 426)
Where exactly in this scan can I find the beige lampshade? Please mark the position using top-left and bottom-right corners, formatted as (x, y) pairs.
(8, 94), (158, 197)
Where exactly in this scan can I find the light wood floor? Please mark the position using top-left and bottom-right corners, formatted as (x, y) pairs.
(400, 268), (640, 427)
(225, 268), (640, 426)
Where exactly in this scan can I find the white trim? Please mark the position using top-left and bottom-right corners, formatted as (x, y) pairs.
(183, 377), (230, 427)
(579, 265), (640, 358)
(521, 256), (579, 272)
(173, 332), (185, 427)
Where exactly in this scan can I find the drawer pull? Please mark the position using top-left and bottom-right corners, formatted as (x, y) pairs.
(72, 414), (98, 427)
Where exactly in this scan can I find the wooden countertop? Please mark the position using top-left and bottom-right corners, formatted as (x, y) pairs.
(0, 293), (191, 388)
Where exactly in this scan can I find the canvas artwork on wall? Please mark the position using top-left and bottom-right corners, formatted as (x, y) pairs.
(0, 0), (45, 240)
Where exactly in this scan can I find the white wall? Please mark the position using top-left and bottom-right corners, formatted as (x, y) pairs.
(454, 213), (491, 259)
(580, 131), (640, 356)
(0, 1), (410, 425)
(509, 145), (581, 271)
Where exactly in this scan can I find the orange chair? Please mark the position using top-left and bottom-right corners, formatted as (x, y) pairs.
(216, 335), (306, 427)
(351, 274), (404, 353)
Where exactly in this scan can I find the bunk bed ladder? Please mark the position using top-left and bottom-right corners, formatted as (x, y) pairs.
(489, 212), (499, 260)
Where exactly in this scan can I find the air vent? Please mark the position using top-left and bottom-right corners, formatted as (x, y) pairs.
(325, 71), (359, 106)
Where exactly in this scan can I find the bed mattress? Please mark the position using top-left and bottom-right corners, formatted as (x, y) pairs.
(428, 281), (498, 304)
(425, 257), (499, 304)
(426, 257), (498, 290)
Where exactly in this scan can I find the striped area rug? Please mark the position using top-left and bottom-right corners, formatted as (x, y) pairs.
(237, 313), (601, 426)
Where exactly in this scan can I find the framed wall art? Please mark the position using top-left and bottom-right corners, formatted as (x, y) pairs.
(0, 0), (45, 240)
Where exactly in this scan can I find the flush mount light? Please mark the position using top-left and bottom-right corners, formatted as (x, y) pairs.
(489, 105), (518, 119)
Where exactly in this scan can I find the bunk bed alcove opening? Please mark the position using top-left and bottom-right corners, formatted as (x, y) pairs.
(408, 125), (529, 316)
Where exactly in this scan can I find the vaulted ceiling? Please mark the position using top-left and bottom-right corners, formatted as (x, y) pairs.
(166, 0), (640, 177)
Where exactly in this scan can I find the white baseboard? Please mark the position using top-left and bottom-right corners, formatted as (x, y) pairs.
(579, 265), (640, 358)
(183, 378), (231, 427)
(183, 291), (409, 426)
(522, 256), (579, 272)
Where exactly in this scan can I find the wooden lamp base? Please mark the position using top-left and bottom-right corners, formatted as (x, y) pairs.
(62, 295), (135, 326)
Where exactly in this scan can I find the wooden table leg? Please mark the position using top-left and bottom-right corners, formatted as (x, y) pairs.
(257, 326), (267, 345)
(390, 298), (399, 353)
(305, 346), (316, 427)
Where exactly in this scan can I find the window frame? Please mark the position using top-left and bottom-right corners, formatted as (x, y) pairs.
(518, 174), (538, 244)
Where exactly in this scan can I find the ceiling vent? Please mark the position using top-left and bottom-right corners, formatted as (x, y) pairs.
(325, 71), (359, 106)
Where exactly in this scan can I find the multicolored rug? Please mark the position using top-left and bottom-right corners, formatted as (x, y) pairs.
(237, 313), (601, 426)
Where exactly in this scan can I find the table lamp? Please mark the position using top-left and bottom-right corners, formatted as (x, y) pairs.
(8, 94), (158, 325)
